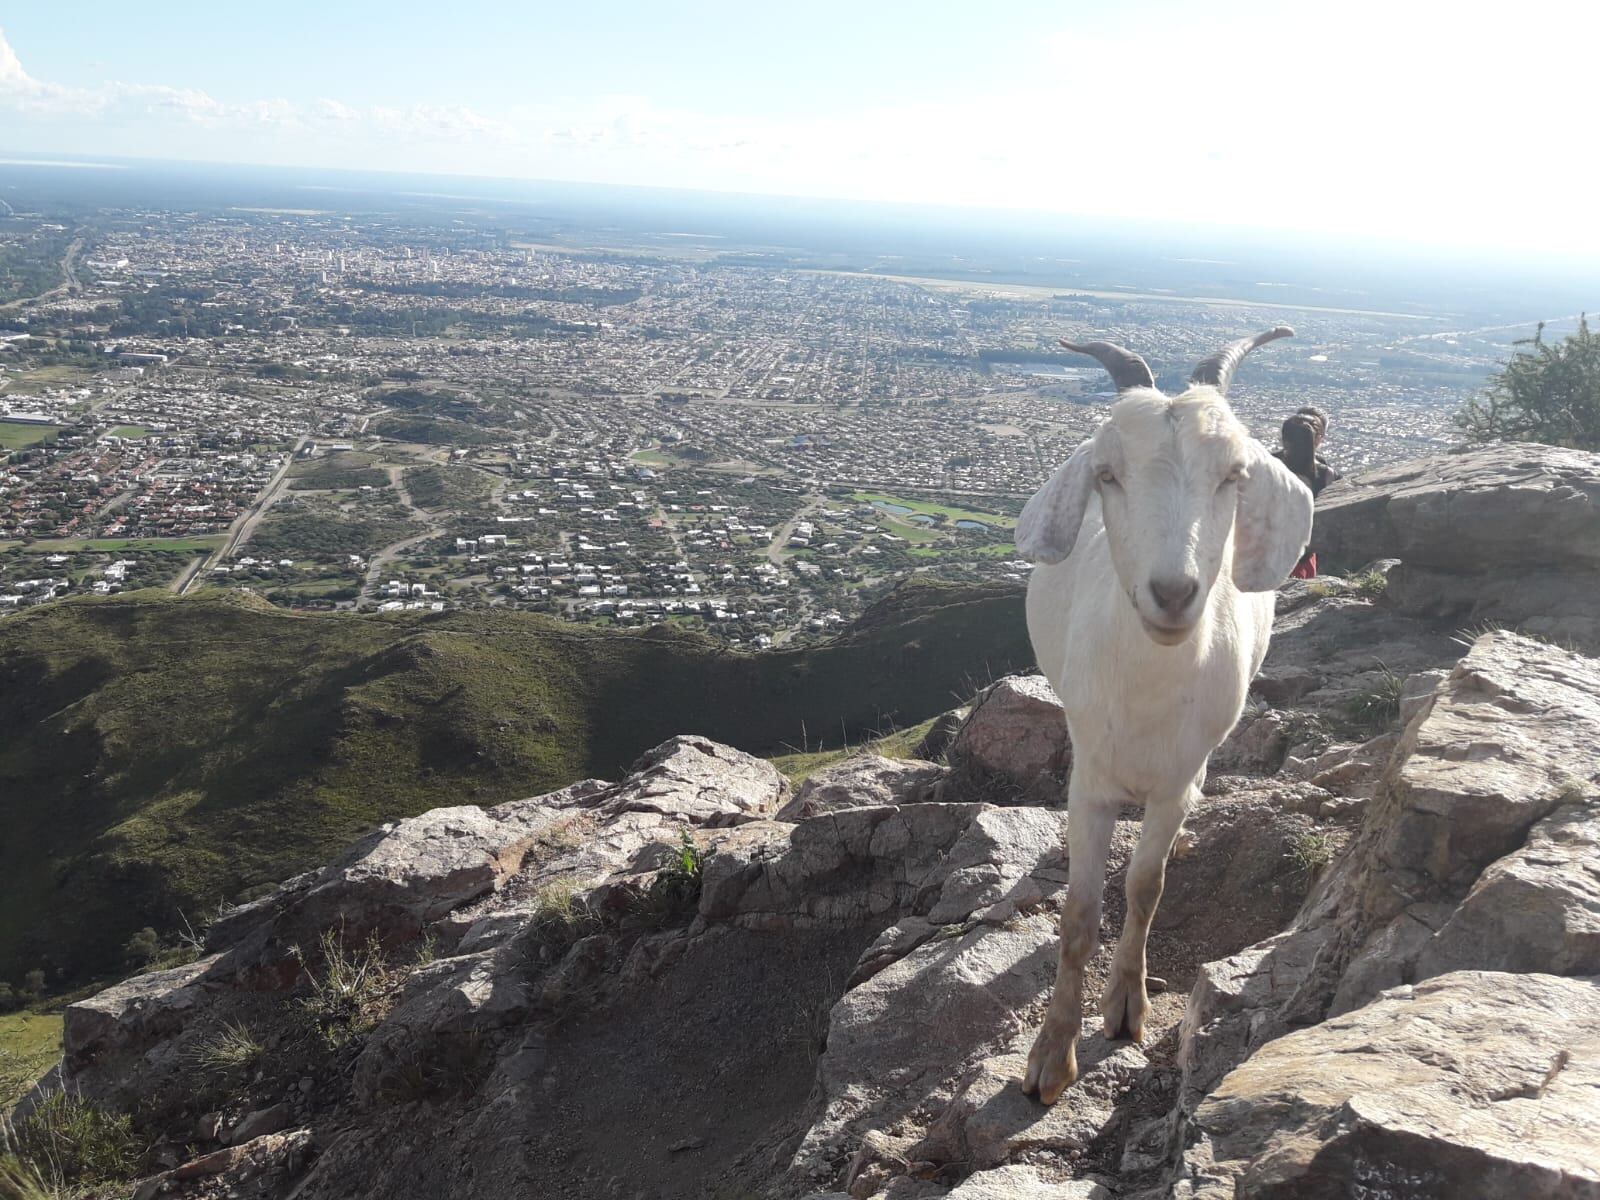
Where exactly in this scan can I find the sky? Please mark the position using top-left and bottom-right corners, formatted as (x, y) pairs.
(2, 0), (1598, 257)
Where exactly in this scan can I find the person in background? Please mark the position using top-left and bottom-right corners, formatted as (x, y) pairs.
(1273, 406), (1340, 579)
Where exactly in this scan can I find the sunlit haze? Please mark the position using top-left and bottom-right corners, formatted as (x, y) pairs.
(3, 0), (1597, 259)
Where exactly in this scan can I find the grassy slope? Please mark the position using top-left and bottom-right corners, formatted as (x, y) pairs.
(0, 580), (1029, 982)
(0, 1012), (61, 1111)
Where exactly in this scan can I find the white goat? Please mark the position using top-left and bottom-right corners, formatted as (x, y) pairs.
(1015, 329), (1313, 1104)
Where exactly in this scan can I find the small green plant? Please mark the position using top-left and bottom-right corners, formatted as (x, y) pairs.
(1287, 830), (1334, 880)
(1348, 568), (1388, 599)
(1304, 580), (1336, 599)
(294, 930), (396, 1048)
(634, 832), (710, 927)
(1, 1090), (146, 1191)
(1344, 670), (1405, 731)
(187, 1021), (265, 1076)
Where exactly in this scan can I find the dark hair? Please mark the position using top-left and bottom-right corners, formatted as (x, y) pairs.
(1281, 417), (1316, 471)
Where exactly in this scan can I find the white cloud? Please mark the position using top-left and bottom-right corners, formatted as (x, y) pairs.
(3, 8), (1598, 259)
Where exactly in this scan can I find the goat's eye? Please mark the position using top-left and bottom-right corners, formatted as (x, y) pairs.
(1096, 468), (1118, 486)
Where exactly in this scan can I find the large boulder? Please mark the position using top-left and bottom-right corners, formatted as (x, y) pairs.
(947, 676), (1071, 803)
(1182, 971), (1600, 1199)
(1314, 444), (1600, 643)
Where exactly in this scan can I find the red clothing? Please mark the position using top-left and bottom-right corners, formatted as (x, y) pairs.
(1291, 552), (1317, 580)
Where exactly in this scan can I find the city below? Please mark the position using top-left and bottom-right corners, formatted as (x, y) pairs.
(0, 158), (1579, 645)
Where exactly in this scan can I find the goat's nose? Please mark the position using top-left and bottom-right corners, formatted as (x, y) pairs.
(1148, 575), (1199, 616)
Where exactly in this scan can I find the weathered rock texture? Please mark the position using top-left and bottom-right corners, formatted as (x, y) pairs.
(25, 580), (1600, 1200)
(1315, 443), (1600, 643)
(1177, 631), (1600, 1192)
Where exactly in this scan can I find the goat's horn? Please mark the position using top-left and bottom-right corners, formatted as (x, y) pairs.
(1058, 338), (1156, 392)
(1190, 326), (1295, 393)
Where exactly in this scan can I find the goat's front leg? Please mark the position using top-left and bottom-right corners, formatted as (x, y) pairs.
(1101, 783), (1193, 1043)
(1023, 788), (1115, 1104)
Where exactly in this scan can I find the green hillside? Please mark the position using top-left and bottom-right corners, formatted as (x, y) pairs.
(0, 581), (1029, 983)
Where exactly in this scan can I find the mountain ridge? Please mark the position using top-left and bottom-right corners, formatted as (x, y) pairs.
(0, 579), (1031, 983)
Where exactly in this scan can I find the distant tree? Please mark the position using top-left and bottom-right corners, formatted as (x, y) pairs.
(0, 982), (16, 1010)
(23, 968), (45, 999)
(122, 926), (161, 968)
(1457, 316), (1600, 449)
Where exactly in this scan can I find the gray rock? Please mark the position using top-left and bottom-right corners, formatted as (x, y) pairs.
(1314, 444), (1600, 643)
(777, 755), (946, 820)
(63, 955), (222, 1068)
(793, 916), (1058, 1184)
(926, 807), (1066, 926)
(915, 1034), (1147, 1169)
(698, 803), (984, 929)
(947, 676), (1070, 802)
(1179, 630), (1600, 1108)
(595, 735), (788, 827)
(1210, 711), (1290, 775)
(1183, 971), (1600, 1199)
(226, 1102), (292, 1146)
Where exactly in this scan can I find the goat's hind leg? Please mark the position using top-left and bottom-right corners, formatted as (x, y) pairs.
(1101, 784), (1192, 1043)
(1023, 786), (1116, 1105)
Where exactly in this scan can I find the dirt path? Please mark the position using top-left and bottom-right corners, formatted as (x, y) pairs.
(358, 466), (443, 606)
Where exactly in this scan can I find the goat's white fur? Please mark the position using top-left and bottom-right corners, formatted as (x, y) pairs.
(1016, 384), (1312, 1103)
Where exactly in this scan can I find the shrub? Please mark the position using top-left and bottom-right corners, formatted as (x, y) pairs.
(1456, 316), (1600, 449)
(1348, 568), (1388, 599)
(1344, 670), (1405, 731)
(121, 927), (160, 969)
(294, 931), (396, 1048)
(1287, 830), (1334, 880)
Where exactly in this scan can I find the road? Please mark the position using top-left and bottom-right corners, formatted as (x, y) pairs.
(177, 436), (307, 594)
(0, 236), (83, 314)
(766, 492), (823, 566)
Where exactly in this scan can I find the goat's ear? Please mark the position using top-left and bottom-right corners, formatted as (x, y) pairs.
(1016, 439), (1095, 564)
(1232, 445), (1314, 591)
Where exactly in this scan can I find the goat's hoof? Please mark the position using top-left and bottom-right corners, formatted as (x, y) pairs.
(1100, 973), (1149, 1043)
(1022, 1020), (1079, 1104)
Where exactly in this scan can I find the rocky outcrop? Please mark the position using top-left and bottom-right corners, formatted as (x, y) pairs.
(28, 566), (1600, 1200)
(1182, 971), (1600, 1199)
(1176, 630), (1600, 1181)
(1315, 443), (1600, 643)
(777, 755), (946, 819)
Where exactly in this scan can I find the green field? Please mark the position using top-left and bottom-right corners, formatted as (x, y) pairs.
(849, 491), (1018, 529)
(0, 1012), (61, 1111)
(0, 421), (63, 450)
(9, 536), (224, 554)
(908, 542), (1022, 560)
(0, 581), (1030, 983)
(106, 424), (154, 440)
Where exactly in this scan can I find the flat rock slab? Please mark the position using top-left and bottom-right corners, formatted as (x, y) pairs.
(1183, 971), (1600, 1199)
